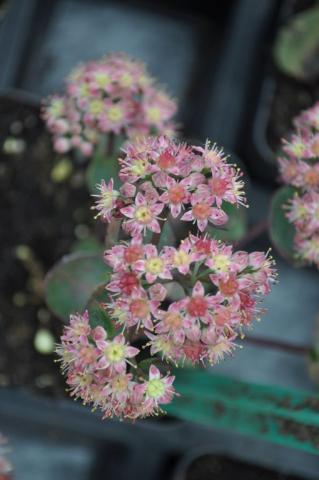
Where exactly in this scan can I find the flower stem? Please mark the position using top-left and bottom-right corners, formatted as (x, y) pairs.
(243, 334), (310, 356)
(151, 206), (169, 246)
(195, 267), (214, 281)
(105, 218), (122, 249)
(107, 132), (115, 157)
(234, 219), (269, 249)
(191, 261), (202, 284)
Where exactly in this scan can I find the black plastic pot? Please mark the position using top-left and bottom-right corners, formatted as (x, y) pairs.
(0, 87), (186, 479)
(2, 89), (319, 479)
(0, 0), (235, 132)
(0, 0), (282, 157)
(243, 75), (278, 184)
(240, 0), (319, 185)
(172, 446), (305, 480)
(0, 387), (185, 480)
(2, 386), (319, 480)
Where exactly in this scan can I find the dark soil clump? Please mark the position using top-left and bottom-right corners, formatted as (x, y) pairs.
(0, 96), (96, 396)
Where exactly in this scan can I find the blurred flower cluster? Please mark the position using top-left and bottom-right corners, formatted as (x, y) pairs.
(42, 53), (177, 156)
(278, 102), (319, 267)
(57, 136), (276, 419)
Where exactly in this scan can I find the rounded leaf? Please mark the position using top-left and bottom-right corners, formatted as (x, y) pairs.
(274, 6), (319, 81)
(164, 281), (186, 301)
(45, 253), (110, 320)
(86, 284), (116, 338)
(70, 236), (104, 254)
(269, 186), (297, 260)
(86, 153), (121, 193)
(207, 202), (247, 242)
(158, 220), (176, 248)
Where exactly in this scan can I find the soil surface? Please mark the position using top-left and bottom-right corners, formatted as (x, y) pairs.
(183, 454), (303, 480)
(0, 95), (97, 396)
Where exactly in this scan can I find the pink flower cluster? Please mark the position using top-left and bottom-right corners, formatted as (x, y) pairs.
(92, 136), (246, 234)
(286, 191), (319, 266)
(57, 311), (175, 419)
(42, 53), (177, 156)
(57, 233), (275, 419)
(278, 102), (319, 266)
(57, 136), (276, 420)
(106, 235), (275, 363)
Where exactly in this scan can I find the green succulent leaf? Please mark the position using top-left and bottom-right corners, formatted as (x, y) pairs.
(158, 220), (176, 248)
(207, 202), (247, 242)
(274, 6), (319, 81)
(86, 284), (116, 337)
(70, 236), (104, 255)
(269, 186), (297, 259)
(164, 281), (186, 302)
(45, 253), (110, 321)
(86, 152), (121, 193)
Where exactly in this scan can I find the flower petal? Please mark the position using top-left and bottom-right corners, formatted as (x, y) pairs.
(193, 281), (205, 296)
(149, 364), (160, 380)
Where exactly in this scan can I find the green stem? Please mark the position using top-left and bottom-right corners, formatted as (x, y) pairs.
(107, 132), (114, 157)
(104, 218), (121, 249)
(151, 206), (169, 246)
(195, 267), (215, 281)
(191, 261), (202, 284)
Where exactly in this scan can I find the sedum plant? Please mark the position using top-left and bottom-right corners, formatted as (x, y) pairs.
(49, 135), (276, 420)
(42, 53), (177, 192)
(270, 102), (319, 267)
(269, 101), (319, 382)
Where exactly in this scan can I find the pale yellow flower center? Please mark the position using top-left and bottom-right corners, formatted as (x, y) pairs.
(309, 237), (319, 250)
(112, 375), (129, 392)
(211, 254), (231, 273)
(50, 99), (64, 118)
(147, 379), (165, 398)
(94, 72), (111, 88)
(173, 250), (190, 266)
(84, 128), (98, 143)
(61, 350), (73, 363)
(208, 341), (230, 362)
(74, 324), (88, 336)
(78, 373), (93, 387)
(146, 107), (161, 123)
(79, 84), (90, 97)
(164, 312), (182, 329)
(107, 105), (124, 123)
(312, 140), (319, 156)
(295, 205), (308, 219)
(131, 159), (148, 177)
(145, 257), (164, 274)
(119, 73), (133, 87)
(291, 142), (305, 157)
(135, 206), (152, 224)
(155, 337), (173, 355)
(206, 150), (222, 165)
(89, 99), (104, 115)
(105, 344), (125, 363)
(313, 116), (319, 130)
(138, 74), (151, 87)
(102, 190), (119, 209)
(111, 306), (127, 324)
